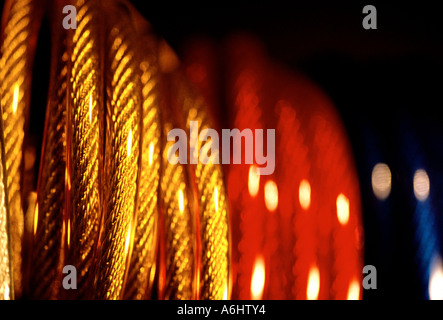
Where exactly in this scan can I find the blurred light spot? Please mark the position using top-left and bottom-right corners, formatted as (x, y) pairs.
(299, 179), (311, 210)
(124, 222), (132, 258)
(251, 255), (265, 300)
(89, 94), (93, 123)
(65, 166), (71, 191)
(371, 163), (391, 200)
(336, 193), (350, 225)
(127, 129), (132, 157)
(347, 279), (360, 300)
(413, 169), (430, 202)
(429, 255), (443, 300)
(33, 203), (39, 236)
(307, 266), (320, 300)
(178, 189), (184, 214)
(4, 285), (9, 300)
(264, 180), (278, 212)
(214, 186), (219, 212)
(25, 192), (37, 240)
(12, 84), (19, 114)
(24, 147), (36, 171)
(248, 165), (260, 197)
(223, 282), (228, 300)
(67, 218), (71, 248)
(148, 142), (154, 167)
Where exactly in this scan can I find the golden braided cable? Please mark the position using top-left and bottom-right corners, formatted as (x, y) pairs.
(27, 16), (68, 299)
(172, 74), (230, 300)
(159, 112), (196, 299)
(0, 0), (42, 298)
(65, 0), (103, 299)
(0, 108), (12, 300)
(161, 158), (195, 300)
(161, 163), (195, 300)
(123, 35), (160, 299)
(94, 1), (142, 300)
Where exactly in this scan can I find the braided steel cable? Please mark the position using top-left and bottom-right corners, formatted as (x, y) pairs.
(0, 0), (43, 297)
(170, 73), (230, 300)
(160, 117), (196, 300)
(94, 0), (142, 300)
(123, 14), (160, 300)
(65, 0), (103, 299)
(27, 6), (67, 299)
(0, 103), (12, 300)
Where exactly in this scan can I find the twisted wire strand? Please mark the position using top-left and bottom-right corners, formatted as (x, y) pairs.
(95, 3), (142, 299)
(0, 111), (12, 300)
(160, 117), (195, 300)
(161, 170), (194, 300)
(0, 0), (39, 297)
(124, 39), (161, 299)
(66, 0), (103, 299)
(173, 74), (230, 300)
(28, 33), (68, 299)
